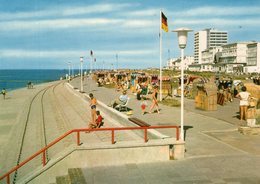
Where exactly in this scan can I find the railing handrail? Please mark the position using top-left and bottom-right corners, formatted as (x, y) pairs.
(0, 125), (179, 183)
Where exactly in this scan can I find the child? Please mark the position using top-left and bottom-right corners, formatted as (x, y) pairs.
(140, 97), (147, 115)
(87, 111), (104, 131)
(94, 111), (103, 128)
(89, 93), (97, 125)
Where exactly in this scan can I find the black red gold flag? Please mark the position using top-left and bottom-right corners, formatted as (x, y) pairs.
(161, 12), (168, 32)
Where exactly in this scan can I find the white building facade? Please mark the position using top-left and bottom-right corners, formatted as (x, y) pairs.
(245, 42), (260, 73)
(218, 42), (250, 73)
(194, 28), (228, 64)
(166, 58), (178, 69)
(167, 56), (194, 70)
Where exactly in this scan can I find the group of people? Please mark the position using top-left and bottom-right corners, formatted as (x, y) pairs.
(108, 84), (160, 115)
(86, 93), (104, 132)
(217, 80), (256, 123)
(135, 82), (149, 100)
(115, 79), (130, 92)
(235, 83), (259, 127)
(86, 84), (160, 131)
(252, 76), (260, 85)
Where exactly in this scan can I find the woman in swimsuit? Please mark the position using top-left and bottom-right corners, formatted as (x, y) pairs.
(149, 85), (160, 114)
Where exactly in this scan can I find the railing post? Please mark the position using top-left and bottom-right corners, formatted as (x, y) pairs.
(42, 150), (46, 166)
(77, 131), (80, 146)
(7, 174), (10, 184)
(144, 128), (148, 142)
(111, 130), (115, 144)
(176, 127), (179, 141)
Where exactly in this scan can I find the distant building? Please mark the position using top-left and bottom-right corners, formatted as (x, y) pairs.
(218, 42), (251, 73)
(245, 42), (260, 73)
(167, 56), (194, 70)
(200, 47), (223, 72)
(166, 58), (178, 69)
(194, 28), (228, 64)
(188, 64), (201, 72)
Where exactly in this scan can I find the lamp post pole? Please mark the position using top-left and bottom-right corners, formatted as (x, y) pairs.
(71, 63), (74, 76)
(116, 54), (118, 71)
(180, 48), (184, 140)
(68, 62), (71, 81)
(172, 28), (193, 141)
(80, 57), (83, 92)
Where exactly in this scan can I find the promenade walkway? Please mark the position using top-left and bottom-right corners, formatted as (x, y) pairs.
(0, 77), (259, 183)
(0, 80), (142, 183)
(69, 76), (260, 184)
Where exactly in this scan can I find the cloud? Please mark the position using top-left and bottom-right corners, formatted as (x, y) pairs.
(0, 3), (133, 21)
(0, 17), (157, 32)
(0, 18), (122, 31)
(122, 19), (155, 28)
(173, 18), (260, 27)
(61, 3), (132, 16)
(0, 49), (155, 59)
(124, 8), (158, 17)
(176, 6), (260, 17)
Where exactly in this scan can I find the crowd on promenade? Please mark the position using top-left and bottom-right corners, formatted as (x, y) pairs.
(85, 71), (260, 129)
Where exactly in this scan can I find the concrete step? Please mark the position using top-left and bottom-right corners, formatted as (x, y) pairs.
(56, 175), (70, 184)
(54, 168), (86, 184)
(68, 168), (87, 184)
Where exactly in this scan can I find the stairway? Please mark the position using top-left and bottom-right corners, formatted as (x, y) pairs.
(53, 168), (86, 184)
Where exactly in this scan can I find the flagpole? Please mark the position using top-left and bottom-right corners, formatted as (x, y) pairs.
(159, 10), (163, 101)
(90, 50), (93, 74)
(91, 56), (93, 74)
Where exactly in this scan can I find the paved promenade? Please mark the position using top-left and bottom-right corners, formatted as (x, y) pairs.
(0, 77), (259, 184)
(70, 76), (260, 184)
(0, 80), (141, 183)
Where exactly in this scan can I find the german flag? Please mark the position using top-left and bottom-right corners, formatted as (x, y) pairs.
(161, 12), (168, 32)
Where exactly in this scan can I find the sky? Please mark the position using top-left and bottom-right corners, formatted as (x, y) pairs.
(0, 0), (260, 69)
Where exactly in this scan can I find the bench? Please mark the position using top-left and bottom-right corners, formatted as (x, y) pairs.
(128, 117), (150, 127)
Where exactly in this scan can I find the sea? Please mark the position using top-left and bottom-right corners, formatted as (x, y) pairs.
(0, 69), (69, 91)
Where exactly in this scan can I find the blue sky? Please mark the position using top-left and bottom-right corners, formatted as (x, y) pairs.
(0, 0), (260, 69)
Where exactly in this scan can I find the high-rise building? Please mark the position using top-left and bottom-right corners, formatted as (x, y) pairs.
(194, 28), (228, 64)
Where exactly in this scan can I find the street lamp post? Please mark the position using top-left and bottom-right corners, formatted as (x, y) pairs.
(80, 57), (84, 92)
(68, 62), (71, 81)
(172, 28), (193, 141)
(116, 54), (118, 71)
(71, 63), (74, 76)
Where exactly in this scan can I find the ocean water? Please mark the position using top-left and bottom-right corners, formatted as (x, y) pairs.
(0, 69), (68, 91)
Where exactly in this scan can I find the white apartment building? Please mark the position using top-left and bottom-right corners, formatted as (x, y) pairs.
(167, 56), (194, 70)
(201, 47), (222, 64)
(200, 47), (222, 72)
(194, 28), (228, 64)
(245, 42), (260, 73)
(166, 58), (178, 69)
(218, 42), (252, 73)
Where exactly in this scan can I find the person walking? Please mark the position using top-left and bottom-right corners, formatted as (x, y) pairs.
(89, 93), (97, 125)
(236, 86), (250, 120)
(1, 88), (6, 99)
(149, 85), (160, 114)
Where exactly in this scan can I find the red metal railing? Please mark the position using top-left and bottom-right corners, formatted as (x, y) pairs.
(0, 125), (179, 184)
